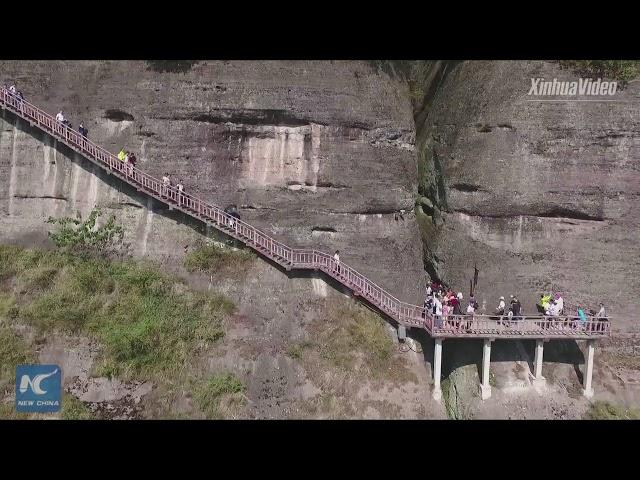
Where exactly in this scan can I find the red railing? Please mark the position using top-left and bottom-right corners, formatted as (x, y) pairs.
(0, 87), (611, 340)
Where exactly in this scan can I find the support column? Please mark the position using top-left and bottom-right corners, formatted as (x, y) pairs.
(398, 325), (407, 342)
(480, 338), (493, 400)
(532, 339), (546, 388)
(432, 338), (443, 401)
(582, 340), (595, 398)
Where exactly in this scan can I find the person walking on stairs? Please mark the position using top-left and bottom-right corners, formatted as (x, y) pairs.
(333, 250), (341, 276)
(177, 180), (184, 205)
(127, 152), (137, 176)
(162, 173), (171, 197)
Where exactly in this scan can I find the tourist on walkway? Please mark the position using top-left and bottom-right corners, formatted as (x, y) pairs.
(333, 250), (341, 275)
(162, 173), (171, 197)
(55, 110), (65, 123)
(9, 84), (16, 95)
(450, 294), (460, 314)
(127, 152), (137, 176)
(496, 296), (506, 316)
(117, 148), (126, 162)
(177, 180), (184, 204)
(442, 298), (451, 322)
(434, 294), (443, 328)
(511, 296), (522, 320)
(536, 294), (546, 314)
(576, 306), (588, 330)
(597, 303), (606, 321)
(78, 122), (88, 138)
(554, 293), (564, 315)
(596, 303), (607, 332)
(494, 296), (506, 324)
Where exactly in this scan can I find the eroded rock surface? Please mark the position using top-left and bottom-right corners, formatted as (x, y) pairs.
(0, 60), (424, 305)
(419, 60), (640, 332)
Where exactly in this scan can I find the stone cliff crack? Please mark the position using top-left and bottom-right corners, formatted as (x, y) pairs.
(453, 207), (605, 222)
(449, 183), (484, 193)
(13, 194), (68, 201)
(155, 109), (314, 128)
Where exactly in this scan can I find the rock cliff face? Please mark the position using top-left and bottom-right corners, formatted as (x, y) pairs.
(0, 60), (425, 305)
(417, 60), (640, 332)
(3, 60), (639, 419)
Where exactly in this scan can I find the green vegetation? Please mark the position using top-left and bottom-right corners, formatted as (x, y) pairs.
(46, 208), (125, 258)
(184, 243), (254, 276)
(0, 325), (33, 384)
(146, 61), (199, 73)
(370, 60), (438, 112)
(193, 372), (246, 419)
(286, 341), (313, 360)
(0, 292), (16, 318)
(559, 60), (640, 86)
(304, 300), (415, 383)
(318, 303), (394, 373)
(0, 402), (29, 420)
(0, 210), (244, 418)
(0, 244), (233, 382)
(61, 394), (94, 420)
(0, 324), (34, 420)
(441, 377), (454, 418)
(583, 401), (640, 420)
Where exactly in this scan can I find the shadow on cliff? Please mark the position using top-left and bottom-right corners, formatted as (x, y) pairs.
(403, 326), (586, 386)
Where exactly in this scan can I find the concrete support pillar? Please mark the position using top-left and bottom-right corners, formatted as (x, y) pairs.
(480, 338), (492, 400)
(432, 338), (443, 401)
(398, 325), (407, 342)
(532, 339), (546, 388)
(582, 340), (595, 398)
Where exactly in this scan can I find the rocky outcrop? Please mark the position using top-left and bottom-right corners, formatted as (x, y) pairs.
(0, 60), (425, 305)
(417, 61), (640, 332)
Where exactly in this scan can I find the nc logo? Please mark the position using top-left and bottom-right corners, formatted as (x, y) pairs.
(15, 364), (62, 413)
(19, 368), (59, 394)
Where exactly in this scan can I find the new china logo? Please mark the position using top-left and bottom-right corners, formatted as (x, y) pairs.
(15, 364), (62, 413)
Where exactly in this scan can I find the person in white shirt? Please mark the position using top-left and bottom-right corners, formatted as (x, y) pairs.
(555, 295), (564, 315)
(433, 295), (443, 328)
(496, 296), (506, 314)
(467, 302), (476, 315)
(596, 303), (607, 332)
(177, 181), (184, 204)
(161, 173), (170, 197)
(333, 250), (341, 275)
(55, 111), (65, 123)
(546, 301), (560, 317)
(9, 84), (16, 94)
(434, 296), (443, 316)
(597, 303), (606, 319)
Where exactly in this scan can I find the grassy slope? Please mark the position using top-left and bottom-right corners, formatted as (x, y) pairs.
(0, 244), (245, 419)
